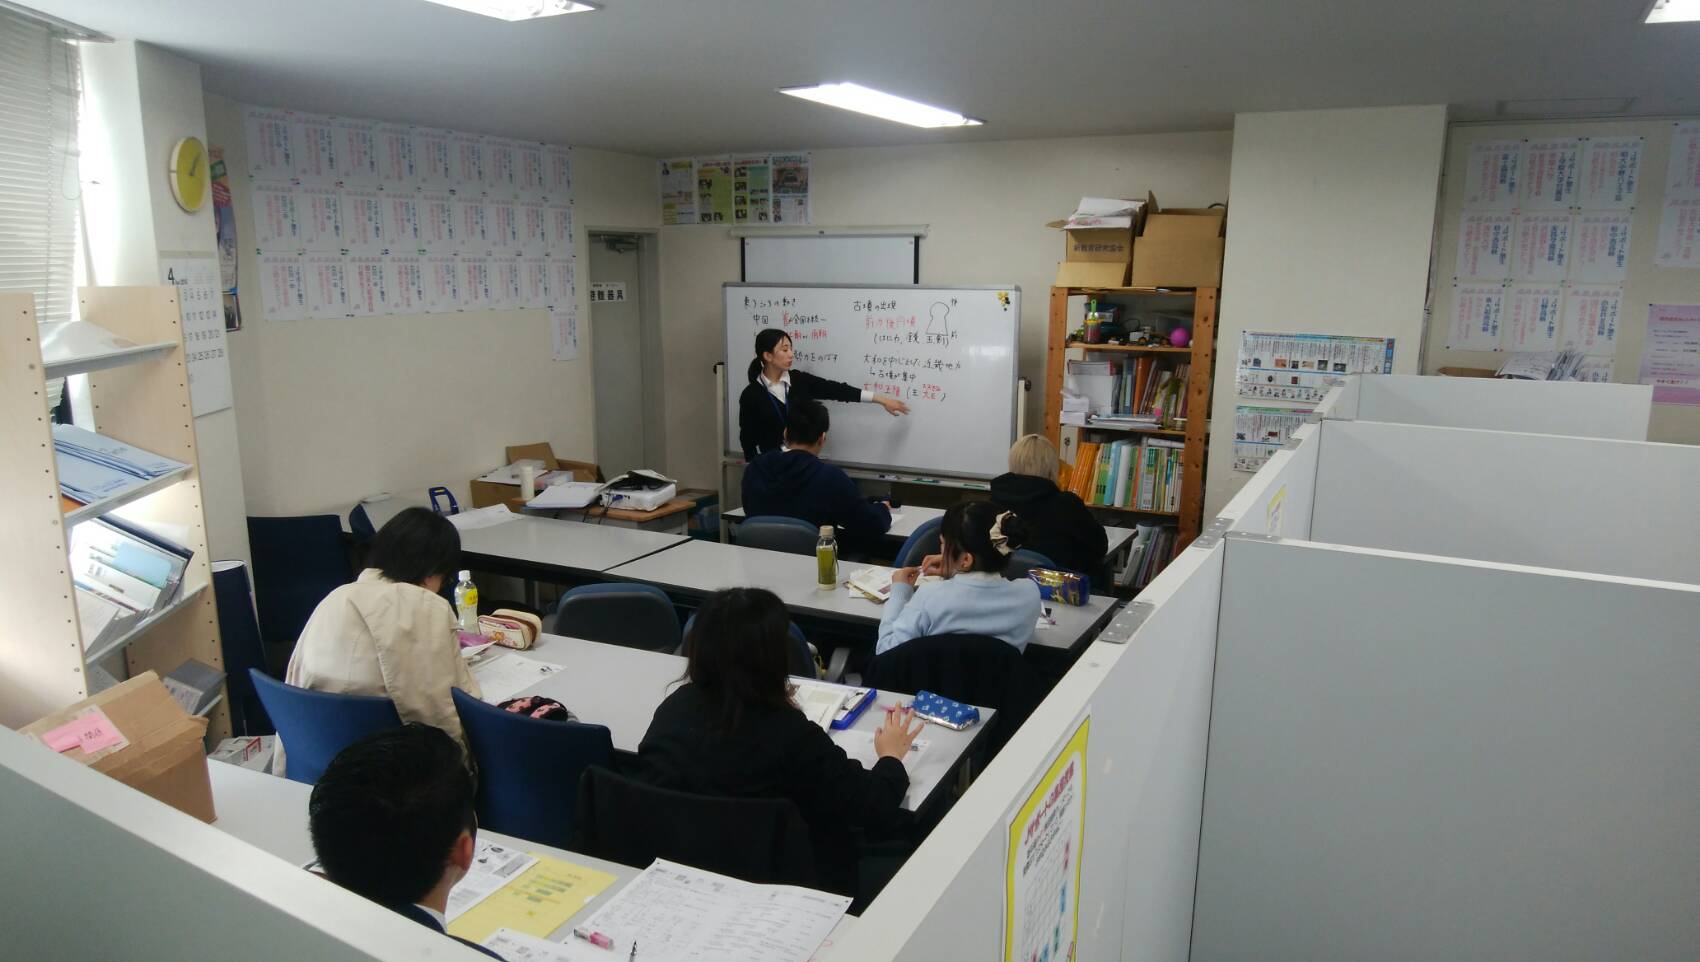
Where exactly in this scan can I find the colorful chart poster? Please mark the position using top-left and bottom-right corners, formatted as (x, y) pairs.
(1456, 212), (1514, 280)
(1570, 212), (1633, 283)
(659, 158), (696, 225)
(1006, 715), (1088, 962)
(1461, 140), (1523, 210)
(1448, 284), (1507, 351)
(1233, 405), (1313, 472)
(1560, 286), (1622, 356)
(209, 147), (241, 331)
(696, 156), (733, 224)
(1506, 285), (1563, 352)
(159, 254), (233, 416)
(1580, 137), (1642, 209)
(771, 152), (811, 224)
(1655, 197), (1700, 267)
(733, 155), (773, 225)
(1511, 213), (1573, 282)
(1521, 138), (1582, 210)
(1637, 304), (1700, 404)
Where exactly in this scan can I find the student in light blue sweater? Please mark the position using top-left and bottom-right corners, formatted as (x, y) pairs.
(876, 501), (1042, 655)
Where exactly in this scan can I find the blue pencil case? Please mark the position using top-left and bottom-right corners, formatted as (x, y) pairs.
(911, 690), (980, 730)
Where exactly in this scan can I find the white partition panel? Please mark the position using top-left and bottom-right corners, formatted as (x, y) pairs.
(834, 544), (1224, 962)
(1312, 420), (1700, 585)
(1215, 422), (1320, 538)
(1194, 537), (1700, 962)
(0, 728), (490, 961)
(1352, 374), (1652, 439)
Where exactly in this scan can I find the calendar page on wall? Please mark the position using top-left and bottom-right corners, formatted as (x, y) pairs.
(159, 253), (233, 417)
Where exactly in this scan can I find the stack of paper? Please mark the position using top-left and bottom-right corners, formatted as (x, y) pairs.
(845, 567), (892, 602)
(70, 517), (193, 653)
(446, 504), (521, 531)
(52, 424), (187, 504)
(792, 682), (848, 728)
(528, 481), (603, 509)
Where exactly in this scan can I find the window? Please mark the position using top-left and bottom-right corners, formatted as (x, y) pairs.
(0, 5), (84, 327)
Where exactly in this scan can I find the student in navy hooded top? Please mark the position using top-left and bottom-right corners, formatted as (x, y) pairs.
(742, 398), (893, 554)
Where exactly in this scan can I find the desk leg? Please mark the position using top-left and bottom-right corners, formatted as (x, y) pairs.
(524, 578), (540, 611)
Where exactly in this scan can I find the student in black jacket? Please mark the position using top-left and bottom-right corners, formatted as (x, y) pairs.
(990, 434), (1108, 579)
(635, 588), (924, 896)
(738, 328), (909, 460)
(742, 399), (893, 555)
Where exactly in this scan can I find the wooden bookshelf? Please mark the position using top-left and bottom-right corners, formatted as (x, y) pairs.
(1045, 285), (1218, 554)
(0, 288), (228, 737)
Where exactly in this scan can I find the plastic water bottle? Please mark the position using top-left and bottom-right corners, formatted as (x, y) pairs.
(816, 525), (839, 591)
(453, 570), (479, 632)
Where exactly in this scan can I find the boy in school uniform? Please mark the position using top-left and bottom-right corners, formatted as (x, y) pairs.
(308, 725), (505, 961)
(741, 398), (893, 554)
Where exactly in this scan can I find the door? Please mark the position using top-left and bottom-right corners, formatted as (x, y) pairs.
(588, 233), (645, 477)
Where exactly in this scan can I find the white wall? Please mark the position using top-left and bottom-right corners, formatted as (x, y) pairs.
(658, 131), (1235, 488)
(80, 42), (252, 567)
(202, 94), (660, 516)
(1425, 117), (1700, 446)
(1206, 105), (1447, 516)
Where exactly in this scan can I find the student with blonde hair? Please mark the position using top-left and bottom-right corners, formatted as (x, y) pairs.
(990, 434), (1107, 577)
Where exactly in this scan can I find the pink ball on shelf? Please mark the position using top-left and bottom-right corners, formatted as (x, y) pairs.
(1169, 327), (1191, 348)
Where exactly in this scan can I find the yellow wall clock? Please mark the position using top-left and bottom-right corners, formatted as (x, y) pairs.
(168, 135), (209, 213)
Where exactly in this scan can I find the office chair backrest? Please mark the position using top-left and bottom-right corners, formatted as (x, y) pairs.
(347, 503), (377, 542)
(246, 515), (353, 649)
(452, 688), (613, 848)
(572, 766), (817, 888)
(863, 633), (1037, 755)
(732, 515), (821, 556)
(212, 561), (273, 736)
(551, 582), (681, 652)
(682, 611), (817, 678)
(895, 517), (943, 568)
(1003, 547), (1057, 580)
(249, 669), (402, 784)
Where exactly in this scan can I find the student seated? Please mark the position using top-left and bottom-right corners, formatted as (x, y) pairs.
(741, 398), (892, 553)
(877, 501), (1042, 655)
(635, 587), (923, 895)
(308, 725), (504, 960)
(286, 507), (481, 750)
(990, 434), (1107, 578)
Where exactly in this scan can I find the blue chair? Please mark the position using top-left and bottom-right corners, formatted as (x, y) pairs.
(249, 669), (402, 785)
(551, 583), (681, 652)
(213, 561), (273, 736)
(246, 515), (353, 649)
(1004, 548), (1057, 580)
(347, 503), (377, 542)
(452, 688), (613, 847)
(894, 517), (943, 568)
(683, 611), (818, 678)
(732, 515), (821, 556)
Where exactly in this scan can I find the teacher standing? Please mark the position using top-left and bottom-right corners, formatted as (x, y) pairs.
(738, 328), (909, 461)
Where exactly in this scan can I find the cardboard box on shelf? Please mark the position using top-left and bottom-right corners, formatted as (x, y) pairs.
(1048, 193), (1153, 287)
(1129, 201), (1227, 289)
(469, 442), (602, 508)
(20, 671), (215, 822)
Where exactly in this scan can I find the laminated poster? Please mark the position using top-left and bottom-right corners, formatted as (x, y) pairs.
(771, 152), (810, 224)
(1505, 285), (1563, 352)
(257, 252), (307, 321)
(1559, 286), (1622, 357)
(1569, 212), (1633, 284)
(696, 156), (734, 225)
(1448, 284), (1506, 351)
(1233, 406), (1313, 473)
(1511, 213), (1573, 283)
(1456, 212), (1514, 280)
(1521, 138), (1582, 210)
(1637, 304), (1700, 405)
(1461, 140), (1523, 210)
(734, 155), (773, 225)
(659, 158), (696, 225)
(1005, 715), (1087, 962)
(1238, 331), (1397, 402)
(1580, 137), (1642, 209)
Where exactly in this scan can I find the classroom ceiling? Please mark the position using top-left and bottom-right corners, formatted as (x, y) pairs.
(36, 0), (1698, 156)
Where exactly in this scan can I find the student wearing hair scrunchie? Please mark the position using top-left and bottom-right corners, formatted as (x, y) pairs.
(875, 501), (1042, 655)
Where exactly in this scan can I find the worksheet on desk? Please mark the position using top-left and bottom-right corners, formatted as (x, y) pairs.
(473, 652), (564, 704)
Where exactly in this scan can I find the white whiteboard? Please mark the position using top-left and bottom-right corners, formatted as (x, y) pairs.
(724, 283), (1020, 479)
(741, 235), (919, 284)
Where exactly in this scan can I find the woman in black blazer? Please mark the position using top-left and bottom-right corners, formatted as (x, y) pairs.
(634, 587), (923, 895)
(738, 328), (910, 460)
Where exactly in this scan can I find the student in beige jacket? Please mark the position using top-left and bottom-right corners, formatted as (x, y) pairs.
(285, 508), (481, 759)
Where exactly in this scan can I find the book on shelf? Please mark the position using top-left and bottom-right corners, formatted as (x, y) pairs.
(1065, 356), (1191, 425)
(1061, 437), (1184, 512)
(1117, 523), (1178, 591)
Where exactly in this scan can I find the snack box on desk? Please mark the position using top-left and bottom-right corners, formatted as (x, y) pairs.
(1028, 567), (1090, 605)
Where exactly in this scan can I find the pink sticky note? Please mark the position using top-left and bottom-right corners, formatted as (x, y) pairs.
(41, 723), (82, 753)
(74, 713), (126, 753)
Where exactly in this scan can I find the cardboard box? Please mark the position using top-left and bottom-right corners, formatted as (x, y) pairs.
(21, 671), (215, 822)
(1048, 193), (1152, 287)
(1054, 261), (1131, 288)
(1129, 202), (1227, 289)
(469, 442), (602, 508)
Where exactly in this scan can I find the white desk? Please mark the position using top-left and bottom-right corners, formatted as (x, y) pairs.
(724, 504), (1137, 560)
(458, 516), (688, 576)
(607, 539), (895, 625)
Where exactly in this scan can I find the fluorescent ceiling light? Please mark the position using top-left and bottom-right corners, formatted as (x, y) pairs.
(1644, 0), (1700, 22)
(778, 83), (983, 129)
(419, 0), (597, 21)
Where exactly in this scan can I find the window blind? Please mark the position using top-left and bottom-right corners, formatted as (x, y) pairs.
(0, 5), (82, 327)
